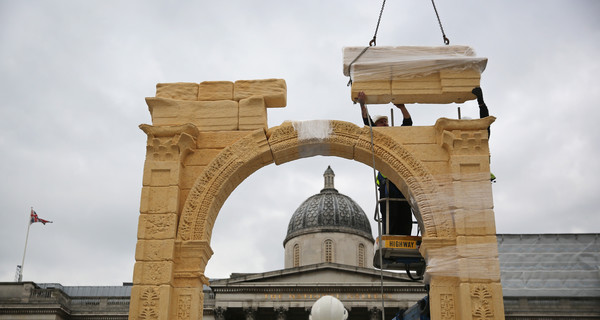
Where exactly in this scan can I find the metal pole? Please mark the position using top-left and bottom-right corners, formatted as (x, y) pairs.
(18, 210), (32, 282)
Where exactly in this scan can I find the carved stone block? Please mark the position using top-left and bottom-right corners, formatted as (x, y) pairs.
(234, 79), (287, 108)
(459, 282), (505, 320)
(453, 209), (497, 236)
(180, 165), (207, 190)
(196, 131), (251, 149)
(171, 287), (203, 320)
(239, 96), (268, 130)
(137, 213), (178, 239)
(133, 261), (174, 285)
(198, 81), (234, 101)
(129, 285), (172, 320)
(350, 80), (391, 104)
(140, 186), (180, 214)
(455, 236), (499, 259)
(146, 97), (239, 130)
(156, 82), (199, 101)
(184, 149), (221, 166)
(142, 162), (180, 187)
(135, 239), (176, 261)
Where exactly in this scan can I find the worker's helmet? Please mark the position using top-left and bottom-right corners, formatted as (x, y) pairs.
(309, 296), (348, 320)
(373, 115), (388, 123)
(373, 116), (389, 126)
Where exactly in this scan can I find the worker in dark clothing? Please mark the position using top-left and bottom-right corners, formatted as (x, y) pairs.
(358, 92), (413, 127)
(472, 86), (496, 182)
(357, 91), (413, 235)
(472, 87), (490, 137)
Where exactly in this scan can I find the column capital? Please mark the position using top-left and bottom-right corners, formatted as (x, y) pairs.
(434, 117), (495, 154)
(140, 123), (200, 163)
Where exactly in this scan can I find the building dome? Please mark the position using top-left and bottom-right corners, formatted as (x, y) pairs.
(284, 166), (373, 245)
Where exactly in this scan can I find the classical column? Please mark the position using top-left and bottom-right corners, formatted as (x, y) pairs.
(244, 307), (257, 320)
(422, 117), (504, 320)
(129, 124), (200, 320)
(275, 306), (288, 320)
(369, 306), (381, 320)
(214, 307), (226, 320)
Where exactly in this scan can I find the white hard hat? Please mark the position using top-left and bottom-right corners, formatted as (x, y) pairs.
(309, 296), (348, 320)
(373, 115), (388, 123)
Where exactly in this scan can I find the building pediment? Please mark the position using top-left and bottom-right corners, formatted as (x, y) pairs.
(210, 263), (420, 288)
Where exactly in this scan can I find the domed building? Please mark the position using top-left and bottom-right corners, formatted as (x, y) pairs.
(204, 166), (426, 319)
(283, 166), (374, 268)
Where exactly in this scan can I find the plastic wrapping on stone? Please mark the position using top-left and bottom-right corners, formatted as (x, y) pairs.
(292, 120), (333, 140)
(343, 45), (488, 82)
(399, 172), (499, 282)
(291, 120), (334, 159)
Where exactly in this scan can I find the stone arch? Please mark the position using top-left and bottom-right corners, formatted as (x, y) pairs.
(177, 120), (449, 243)
(131, 78), (504, 319)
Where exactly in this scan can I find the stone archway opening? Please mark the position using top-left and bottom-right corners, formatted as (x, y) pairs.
(204, 157), (380, 279)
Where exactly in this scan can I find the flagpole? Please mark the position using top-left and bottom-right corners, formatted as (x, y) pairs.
(18, 208), (33, 282)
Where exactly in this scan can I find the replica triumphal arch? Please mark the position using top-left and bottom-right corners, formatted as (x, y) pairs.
(129, 79), (504, 319)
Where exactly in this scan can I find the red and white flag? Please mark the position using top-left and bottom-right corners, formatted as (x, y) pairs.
(30, 208), (52, 225)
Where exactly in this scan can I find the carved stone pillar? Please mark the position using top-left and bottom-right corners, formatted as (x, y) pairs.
(129, 124), (200, 320)
(421, 117), (504, 320)
(171, 240), (213, 319)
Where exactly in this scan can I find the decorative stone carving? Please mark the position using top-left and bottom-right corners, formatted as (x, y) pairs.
(471, 284), (494, 320)
(440, 293), (455, 320)
(176, 295), (191, 320)
(138, 287), (160, 320)
(133, 261), (173, 285)
(138, 214), (177, 240)
(140, 124), (199, 164)
(434, 117), (495, 154)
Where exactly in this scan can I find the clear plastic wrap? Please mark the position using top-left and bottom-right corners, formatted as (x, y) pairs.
(292, 120), (333, 140)
(343, 45), (487, 82)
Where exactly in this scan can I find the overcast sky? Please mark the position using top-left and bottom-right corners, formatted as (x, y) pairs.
(1, 0), (599, 286)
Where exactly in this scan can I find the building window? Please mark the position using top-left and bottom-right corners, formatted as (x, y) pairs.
(293, 244), (300, 267)
(324, 239), (334, 263)
(358, 243), (365, 267)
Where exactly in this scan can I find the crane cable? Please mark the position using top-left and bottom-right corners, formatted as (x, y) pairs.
(431, 0), (450, 45)
(370, 0), (387, 47)
(362, 106), (387, 320)
(346, 0), (387, 87)
(347, 0), (450, 87)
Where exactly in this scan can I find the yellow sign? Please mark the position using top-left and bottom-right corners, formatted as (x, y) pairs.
(386, 239), (417, 249)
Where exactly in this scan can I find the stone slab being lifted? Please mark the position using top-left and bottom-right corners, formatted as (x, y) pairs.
(343, 45), (487, 104)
